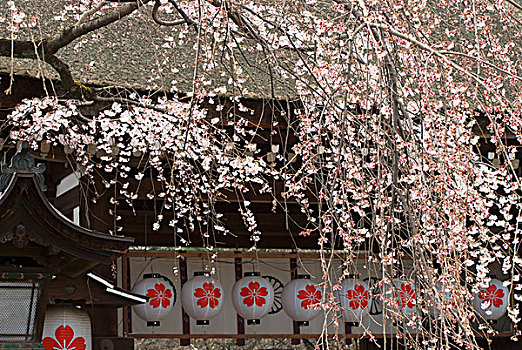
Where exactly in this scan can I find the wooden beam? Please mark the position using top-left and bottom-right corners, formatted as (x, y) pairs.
(127, 251), (373, 259)
(127, 332), (515, 339)
(128, 333), (354, 339)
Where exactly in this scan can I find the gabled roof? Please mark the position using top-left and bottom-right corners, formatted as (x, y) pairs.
(0, 142), (133, 277)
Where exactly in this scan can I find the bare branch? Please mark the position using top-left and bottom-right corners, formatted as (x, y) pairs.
(505, 0), (522, 12)
(0, 1), (152, 100)
(152, 0), (186, 26)
(44, 54), (93, 99)
(168, 0), (198, 31)
(76, 1), (109, 26)
(440, 50), (522, 81)
(47, 1), (146, 52)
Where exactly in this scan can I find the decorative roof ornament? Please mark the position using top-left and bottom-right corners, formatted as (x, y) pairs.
(0, 141), (46, 192)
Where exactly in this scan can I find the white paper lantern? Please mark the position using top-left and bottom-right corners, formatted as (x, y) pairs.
(338, 278), (371, 326)
(472, 279), (509, 321)
(391, 280), (416, 315)
(282, 275), (322, 325)
(232, 272), (274, 325)
(181, 272), (224, 325)
(132, 273), (176, 326)
(42, 305), (92, 350)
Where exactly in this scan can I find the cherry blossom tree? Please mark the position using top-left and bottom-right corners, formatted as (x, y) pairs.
(2, 0), (522, 348)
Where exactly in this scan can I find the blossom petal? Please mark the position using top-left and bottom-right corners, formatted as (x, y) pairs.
(149, 297), (161, 308)
(305, 284), (316, 294)
(248, 281), (260, 291)
(240, 286), (251, 297)
(42, 337), (61, 350)
(345, 290), (355, 299)
(69, 336), (87, 350)
(257, 287), (268, 296)
(354, 284), (366, 294)
(146, 288), (159, 298)
(297, 290), (308, 300)
(55, 325), (74, 346)
(194, 287), (206, 298)
(243, 295), (254, 307)
(493, 297), (503, 308)
(486, 285), (497, 295)
(197, 296), (209, 308)
(348, 300), (360, 310)
(203, 283), (214, 292)
(209, 297), (218, 308)
(161, 296), (171, 308)
(255, 295), (266, 307)
(155, 283), (166, 293)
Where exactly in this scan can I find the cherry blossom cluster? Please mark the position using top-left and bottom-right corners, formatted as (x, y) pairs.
(7, 97), (269, 245)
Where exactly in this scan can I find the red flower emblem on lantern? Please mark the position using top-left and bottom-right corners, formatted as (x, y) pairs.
(297, 284), (322, 309)
(240, 281), (268, 307)
(394, 283), (416, 309)
(43, 325), (86, 350)
(345, 284), (370, 310)
(194, 282), (222, 308)
(146, 283), (173, 308)
(478, 284), (505, 308)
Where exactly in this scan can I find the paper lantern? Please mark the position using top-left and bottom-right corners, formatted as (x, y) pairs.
(391, 280), (416, 315)
(132, 273), (176, 326)
(338, 278), (371, 326)
(282, 275), (322, 326)
(472, 279), (509, 321)
(42, 305), (92, 350)
(232, 272), (274, 325)
(181, 272), (223, 325)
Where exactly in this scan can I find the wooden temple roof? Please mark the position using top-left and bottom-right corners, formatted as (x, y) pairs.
(0, 142), (134, 278)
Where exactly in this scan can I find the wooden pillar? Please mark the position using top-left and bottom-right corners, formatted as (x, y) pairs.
(345, 322), (352, 346)
(122, 256), (132, 335)
(235, 256), (246, 346)
(289, 257), (300, 345)
(179, 256), (191, 346)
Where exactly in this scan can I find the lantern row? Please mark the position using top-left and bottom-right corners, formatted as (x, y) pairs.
(34, 277), (509, 350)
(131, 274), (509, 327)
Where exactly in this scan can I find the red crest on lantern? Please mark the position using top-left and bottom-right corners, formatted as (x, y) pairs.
(181, 272), (224, 325)
(337, 278), (372, 326)
(132, 273), (176, 327)
(282, 275), (323, 325)
(232, 272), (274, 325)
(42, 306), (92, 350)
(472, 279), (509, 321)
